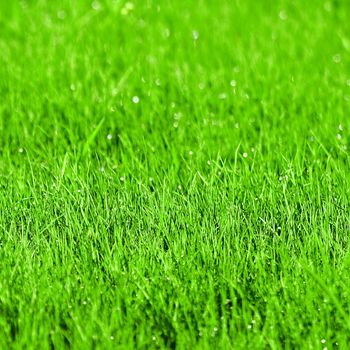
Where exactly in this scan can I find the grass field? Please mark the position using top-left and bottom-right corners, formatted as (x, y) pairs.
(1, 0), (350, 348)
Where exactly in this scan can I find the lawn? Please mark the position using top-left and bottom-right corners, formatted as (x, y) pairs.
(1, 0), (350, 348)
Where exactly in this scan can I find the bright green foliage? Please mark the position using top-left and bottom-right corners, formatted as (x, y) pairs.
(1, 0), (350, 348)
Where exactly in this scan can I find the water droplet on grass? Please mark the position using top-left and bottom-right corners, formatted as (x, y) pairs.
(279, 10), (288, 20)
(132, 96), (140, 104)
(107, 134), (113, 140)
(125, 2), (134, 10)
(57, 10), (66, 20)
(91, 1), (101, 10)
(333, 54), (341, 63)
(174, 112), (182, 120)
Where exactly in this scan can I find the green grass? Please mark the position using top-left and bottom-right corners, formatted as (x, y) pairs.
(1, 0), (350, 348)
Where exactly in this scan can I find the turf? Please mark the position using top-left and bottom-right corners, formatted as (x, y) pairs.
(1, 0), (350, 348)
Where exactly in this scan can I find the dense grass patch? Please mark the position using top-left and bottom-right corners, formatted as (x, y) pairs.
(1, 0), (350, 348)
